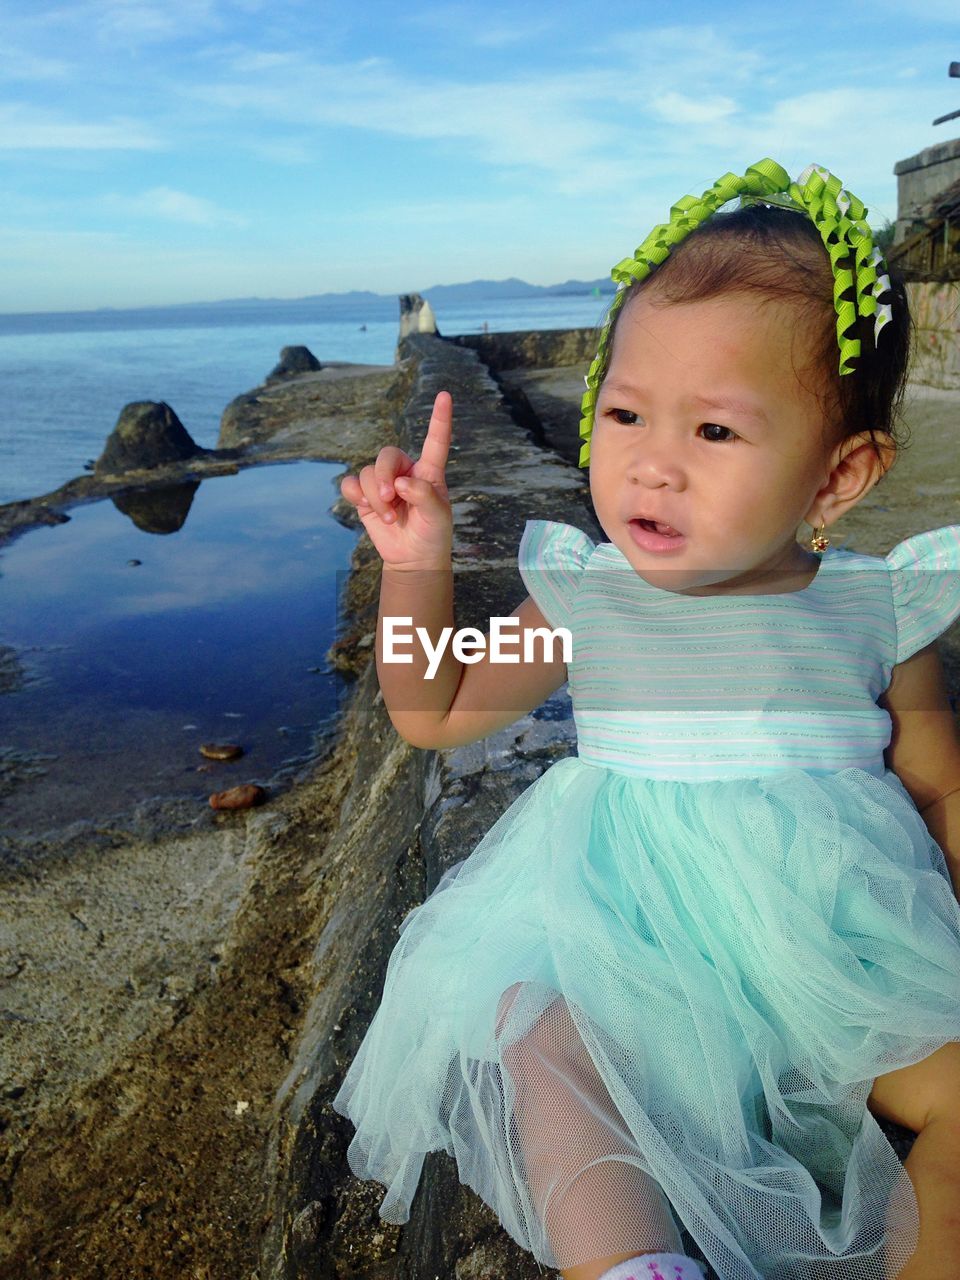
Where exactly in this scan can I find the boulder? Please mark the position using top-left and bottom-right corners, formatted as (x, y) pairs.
(267, 346), (323, 382)
(398, 293), (439, 339)
(95, 402), (201, 476)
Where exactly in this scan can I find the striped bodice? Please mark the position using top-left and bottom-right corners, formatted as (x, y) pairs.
(519, 521), (960, 782)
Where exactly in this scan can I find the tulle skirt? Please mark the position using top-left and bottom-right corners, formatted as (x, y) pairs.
(331, 760), (960, 1279)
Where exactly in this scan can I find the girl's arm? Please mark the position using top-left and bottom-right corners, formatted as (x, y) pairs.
(378, 582), (568, 748)
(341, 392), (568, 750)
(880, 640), (960, 895)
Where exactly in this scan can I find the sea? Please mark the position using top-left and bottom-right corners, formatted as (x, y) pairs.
(0, 292), (611, 506)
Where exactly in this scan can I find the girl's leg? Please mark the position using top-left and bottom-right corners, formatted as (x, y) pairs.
(868, 1042), (960, 1280)
(497, 984), (683, 1280)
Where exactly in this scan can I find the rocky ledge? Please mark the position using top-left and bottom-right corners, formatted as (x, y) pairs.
(1, 326), (958, 1280)
(0, 358), (400, 550)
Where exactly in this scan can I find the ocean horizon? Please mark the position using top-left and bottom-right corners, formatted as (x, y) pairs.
(0, 291), (609, 506)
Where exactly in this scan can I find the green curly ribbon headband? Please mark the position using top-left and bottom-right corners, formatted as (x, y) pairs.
(578, 158), (893, 467)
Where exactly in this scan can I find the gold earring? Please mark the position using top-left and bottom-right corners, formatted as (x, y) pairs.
(809, 522), (830, 553)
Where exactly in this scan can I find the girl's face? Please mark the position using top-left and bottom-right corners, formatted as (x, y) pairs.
(589, 291), (837, 596)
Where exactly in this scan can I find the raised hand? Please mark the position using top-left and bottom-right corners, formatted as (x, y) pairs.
(339, 391), (453, 570)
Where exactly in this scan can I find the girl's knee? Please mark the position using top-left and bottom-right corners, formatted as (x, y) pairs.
(496, 987), (586, 1085)
(495, 982), (524, 1038)
(870, 1042), (960, 1132)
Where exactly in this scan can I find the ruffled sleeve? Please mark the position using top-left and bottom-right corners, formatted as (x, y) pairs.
(518, 520), (596, 630)
(886, 525), (960, 664)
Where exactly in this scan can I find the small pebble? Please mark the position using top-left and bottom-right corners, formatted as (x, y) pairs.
(200, 743), (244, 761)
(209, 783), (266, 811)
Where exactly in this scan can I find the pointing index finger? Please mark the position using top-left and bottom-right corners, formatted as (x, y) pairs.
(415, 391), (452, 481)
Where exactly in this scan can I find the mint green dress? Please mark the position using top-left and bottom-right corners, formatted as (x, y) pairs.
(332, 520), (960, 1280)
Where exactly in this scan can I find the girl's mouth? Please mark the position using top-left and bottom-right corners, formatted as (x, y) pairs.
(629, 518), (687, 553)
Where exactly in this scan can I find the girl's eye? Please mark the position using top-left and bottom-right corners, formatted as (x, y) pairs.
(608, 408), (640, 425)
(699, 423), (737, 443)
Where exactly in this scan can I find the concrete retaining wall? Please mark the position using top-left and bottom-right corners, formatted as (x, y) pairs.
(908, 281), (960, 390)
(259, 333), (595, 1280)
(450, 325), (599, 370)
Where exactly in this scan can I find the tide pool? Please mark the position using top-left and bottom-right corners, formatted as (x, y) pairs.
(0, 460), (354, 836)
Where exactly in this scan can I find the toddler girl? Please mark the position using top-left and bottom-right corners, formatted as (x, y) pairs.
(332, 159), (960, 1280)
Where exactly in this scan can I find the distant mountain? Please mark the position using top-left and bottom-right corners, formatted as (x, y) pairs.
(420, 277), (614, 303)
(89, 289), (388, 314)
(61, 278), (616, 318)
(179, 278), (616, 308)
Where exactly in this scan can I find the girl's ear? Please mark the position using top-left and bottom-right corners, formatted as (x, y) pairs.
(804, 431), (896, 530)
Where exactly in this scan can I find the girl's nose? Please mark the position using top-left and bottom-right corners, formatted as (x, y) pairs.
(627, 446), (685, 490)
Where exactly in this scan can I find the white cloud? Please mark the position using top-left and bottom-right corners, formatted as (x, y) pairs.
(225, 50), (301, 73)
(599, 24), (765, 85)
(650, 92), (738, 126)
(186, 23), (875, 198)
(403, 4), (554, 49)
(192, 56), (631, 187)
(344, 194), (534, 226)
(0, 45), (71, 80)
(723, 85), (946, 167)
(0, 103), (161, 149)
(242, 137), (314, 165)
(103, 187), (247, 227)
(41, 0), (225, 45)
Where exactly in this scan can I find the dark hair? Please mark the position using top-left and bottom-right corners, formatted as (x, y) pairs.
(600, 204), (911, 471)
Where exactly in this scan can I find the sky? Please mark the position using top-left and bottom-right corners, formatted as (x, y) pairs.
(1, 0), (958, 313)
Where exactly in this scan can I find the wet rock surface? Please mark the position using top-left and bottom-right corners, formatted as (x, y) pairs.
(268, 345), (324, 382)
(200, 743), (245, 762)
(0, 328), (957, 1280)
(95, 400), (204, 476)
(208, 782), (267, 810)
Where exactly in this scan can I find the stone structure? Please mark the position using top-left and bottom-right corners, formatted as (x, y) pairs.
(891, 138), (960, 281)
(258, 331), (595, 1280)
(452, 325), (597, 371)
(267, 345), (323, 382)
(398, 293), (439, 339)
(887, 139), (960, 382)
(893, 137), (960, 244)
(906, 281), (960, 390)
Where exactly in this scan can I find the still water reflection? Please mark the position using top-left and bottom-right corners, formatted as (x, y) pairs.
(0, 461), (354, 836)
